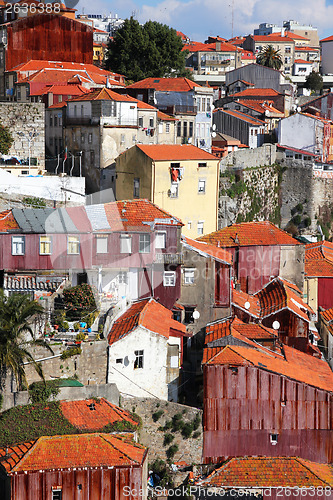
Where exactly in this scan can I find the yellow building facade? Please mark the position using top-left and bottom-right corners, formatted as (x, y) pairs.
(114, 144), (220, 238)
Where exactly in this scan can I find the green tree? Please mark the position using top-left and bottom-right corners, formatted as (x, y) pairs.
(305, 71), (323, 94)
(256, 45), (283, 70)
(105, 17), (190, 81)
(0, 125), (13, 155)
(0, 292), (50, 390)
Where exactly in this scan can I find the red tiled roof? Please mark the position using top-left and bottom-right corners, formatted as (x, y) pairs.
(205, 317), (271, 350)
(237, 99), (283, 116)
(127, 77), (200, 91)
(183, 41), (238, 53)
(294, 59), (312, 64)
(231, 317), (277, 340)
(136, 144), (218, 161)
(305, 241), (333, 277)
(157, 110), (176, 121)
(198, 221), (300, 247)
(214, 108), (266, 126)
(103, 199), (183, 231)
(0, 441), (35, 473)
(198, 457), (333, 488)
(108, 298), (186, 345)
(320, 35), (333, 42)
(34, 84), (89, 96)
(231, 88), (282, 97)
(321, 307), (333, 324)
(48, 102), (67, 109)
(0, 210), (20, 232)
(182, 235), (232, 264)
(252, 35), (295, 42)
(241, 50), (256, 60)
(205, 344), (333, 392)
(60, 398), (138, 430)
(277, 144), (317, 156)
(267, 31), (310, 41)
(68, 87), (136, 102)
(2, 434), (146, 473)
(232, 289), (261, 318)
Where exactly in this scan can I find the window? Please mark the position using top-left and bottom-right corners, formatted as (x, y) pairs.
(163, 271), (176, 287)
(196, 97), (201, 112)
(88, 133), (92, 144)
(189, 122), (193, 137)
(285, 46), (291, 53)
(155, 231), (166, 249)
(270, 433), (278, 445)
(118, 271), (128, 284)
(40, 235), (52, 255)
(52, 490), (62, 500)
(177, 122), (182, 137)
(67, 236), (80, 254)
(169, 183), (178, 198)
(12, 236), (25, 255)
(184, 306), (195, 324)
(17, 87), (21, 100)
(149, 116), (154, 128)
(202, 97), (206, 112)
(74, 105), (77, 117)
(81, 104), (84, 116)
(81, 133), (85, 144)
(207, 99), (211, 112)
(198, 162), (207, 168)
(120, 134), (125, 144)
(198, 179), (206, 193)
(54, 115), (58, 127)
(184, 268), (195, 285)
(197, 221), (204, 235)
(183, 121), (188, 138)
(96, 235), (108, 253)
(139, 234), (150, 253)
(138, 116), (143, 127)
(49, 115), (53, 127)
(120, 235), (132, 253)
(166, 123), (170, 133)
(134, 350), (144, 369)
(58, 95), (62, 103)
(116, 358), (123, 364)
(187, 221), (192, 230)
(133, 178), (140, 198)
(90, 150), (95, 163)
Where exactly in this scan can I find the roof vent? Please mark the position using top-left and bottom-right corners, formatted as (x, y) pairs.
(88, 402), (96, 411)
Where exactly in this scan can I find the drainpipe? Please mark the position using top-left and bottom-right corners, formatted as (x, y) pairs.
(152, 160), (156, 203)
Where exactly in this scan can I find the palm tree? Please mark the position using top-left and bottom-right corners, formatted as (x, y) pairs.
(0, 292), (51, 390)
(256, 45), (283, 70)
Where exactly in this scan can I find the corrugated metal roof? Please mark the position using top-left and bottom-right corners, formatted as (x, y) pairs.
(85, 204), (110, 231)
(12, 208), (81, 234)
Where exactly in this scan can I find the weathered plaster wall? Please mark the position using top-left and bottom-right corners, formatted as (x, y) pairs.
(220, 143), (277, 171)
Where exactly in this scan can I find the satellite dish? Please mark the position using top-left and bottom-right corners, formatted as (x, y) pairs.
(212, 124), (216, 131)
(244, 301), (250, 310)
(193, 310), (200, 320)
(265, 109), (269, 116)
(272, 321), (280, 330)
(128, 352), (136, 363)
(211, 105), (215, 110)
(297, 106), (301, 112)
(211, 132), (217, 138)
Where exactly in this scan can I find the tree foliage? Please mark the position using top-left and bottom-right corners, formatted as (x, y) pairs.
(105, 17), (190, 81)
(0, 125), (13, 155)
(256, 45), (283, 70)
(305, 71), (323, 93)
(0, 292), (50, 390)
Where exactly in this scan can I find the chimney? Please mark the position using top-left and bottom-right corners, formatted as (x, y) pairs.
(216, 41), (221, 51)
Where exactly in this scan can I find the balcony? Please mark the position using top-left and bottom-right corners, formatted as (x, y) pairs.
(154, 253), (183, 264)
(159, 105), (197, 116)
(65, 117), (100, 126)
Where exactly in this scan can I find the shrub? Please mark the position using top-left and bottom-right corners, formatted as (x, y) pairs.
(304, 217), (311, 228)
(60, 346), (82, 360)
(296, 203), (303, 213)
(62, 284), (97, 321)
(28, 380), (60, 404)
(192, 431), (201, 439)
(149, 459), (174, 487)
(152, 410), (164, 422)
(292, 215), (302, 226)
(192, 414), (201, 431)
(171, 413), (184, 432)
(73, 323), (80, 331)
(76, 332), (86, 341)
(181, 422), (194, 439)
(22, 196), (46, 209)
(166, 444), (178, 460)
(0, 393), (3, 410)
(163, 433), (174, 446)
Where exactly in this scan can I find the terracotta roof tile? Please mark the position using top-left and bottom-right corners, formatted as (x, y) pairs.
(237, 99), (283, 116)
(205, 344), (333, 392)
(136, 144), (218, 161)
(157, 110), (177, 121)
(305, 241), (333, 277)
(68, 87), (136, 102)
(294, 59), (313, 64)
(4, 434), (146, 472)
(320, 35), (333, 42)
(198, 221), (301, 247)
(108, 298), (186, 345)
(182, 236), (232, 264)
(103, 199), (183, 231)
(198, 457), (333, 488)
(183, 41), (238, 53)
(321, 307), (333, 324)
(232, 289), (261, 318)
(0, 441), (35, 473)
(252, 35), (295, 43)
(60, 398), (138, 430)
(127, 77), (201, 91)
(0, 210), (20, 232)
(231, 88), (282, 97)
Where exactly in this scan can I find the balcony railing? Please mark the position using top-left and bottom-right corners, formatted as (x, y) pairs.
(154, 253), (183, 264)
(159, 105), (197, 116)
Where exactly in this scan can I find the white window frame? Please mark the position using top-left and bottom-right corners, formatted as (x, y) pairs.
(197, 221), (204, 235)
(133, 177), (140, 198)
(96, 235), (108, 254)
(120, 235), (132, 254)
(39, 235), (52, 255)
(12, 236), (25, 255)
(184, 268), (195, 285)
(139, 233), (150, 253)
(67, 235), (80, 255)
(118, 271), (128, 284)
(134, 350), (144, 369)
(163, 271), (176, 287)
(166, 123), (170, 133)
(155, 231), (166, 249)
(198, 179), (206, 194)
